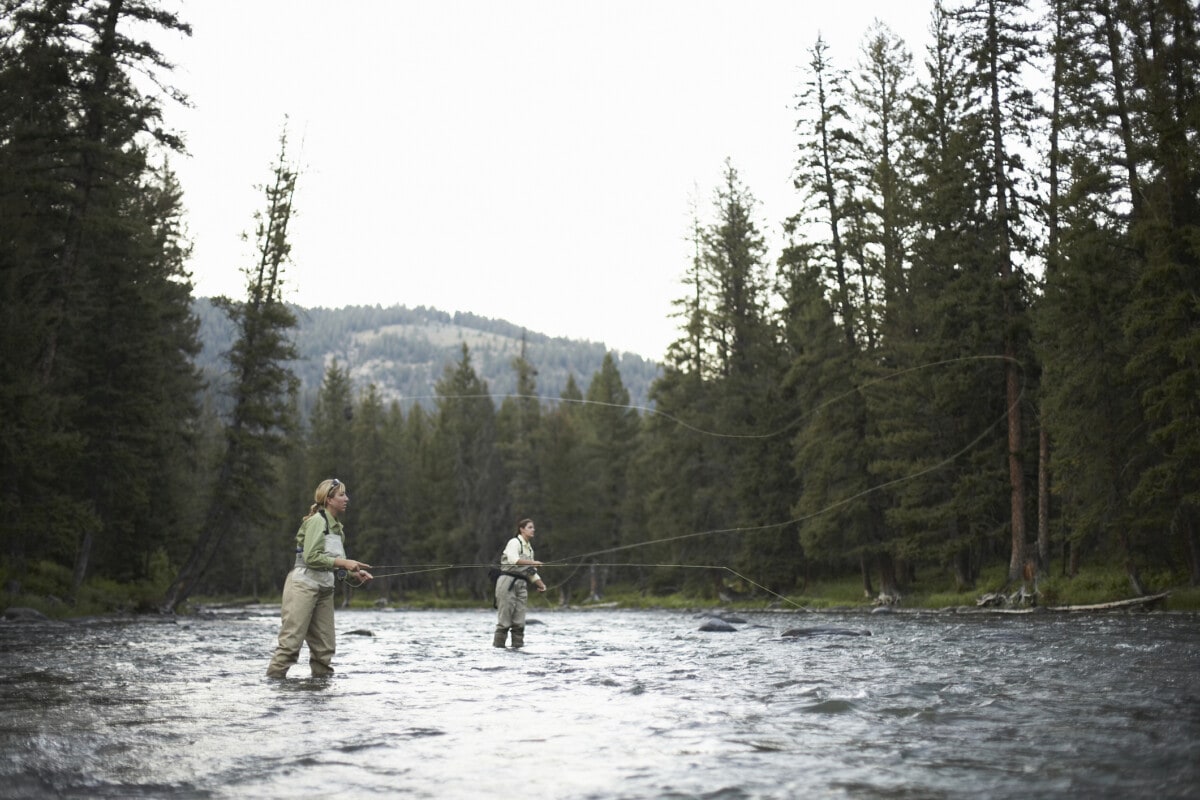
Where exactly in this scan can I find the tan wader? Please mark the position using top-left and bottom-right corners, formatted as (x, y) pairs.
(266, 570), (336, 677)
(494, 574), (528, 648)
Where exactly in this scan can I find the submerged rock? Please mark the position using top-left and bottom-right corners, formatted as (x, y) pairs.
(698, 617), (738, 633)
(781, 627), (872, 638)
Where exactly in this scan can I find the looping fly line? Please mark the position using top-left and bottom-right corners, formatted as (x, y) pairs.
(394, 354), (1018, 442)
(356, 354), (1023, 597)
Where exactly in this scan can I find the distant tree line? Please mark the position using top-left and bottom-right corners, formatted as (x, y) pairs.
(191, 299), (661, 419)
(1, 0), (1196, 612)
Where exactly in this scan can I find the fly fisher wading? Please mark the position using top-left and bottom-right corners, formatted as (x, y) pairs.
(487, 538), (535, 609)
(266, 478), (372, 679)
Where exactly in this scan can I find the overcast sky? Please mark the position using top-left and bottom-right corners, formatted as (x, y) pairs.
(159, 0), (933, 359)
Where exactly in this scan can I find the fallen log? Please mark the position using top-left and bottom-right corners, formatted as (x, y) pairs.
(1047, 591), (1170, 612)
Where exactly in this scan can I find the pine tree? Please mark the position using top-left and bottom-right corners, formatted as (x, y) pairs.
(160, 129), (300, 612)
(954, 0), (1043, 585)
(309, 359), (355, 486)
(577, 353), (639, 598)
(69, 160), (202, 593)
(873, 0), (1009, 590)
(1120, 0), (1200, 586)
(434, 344), (508, 598)
(496, 336), (542, 521)
(536, 375), (589, 602)
(397, 402), (450, 596)
(0, 0), (198, 597)
(792, 33), (898, 597)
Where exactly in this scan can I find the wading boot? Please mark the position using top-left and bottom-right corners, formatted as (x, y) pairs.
(493, 626), (509, 648)
(511, 624), (525, 649)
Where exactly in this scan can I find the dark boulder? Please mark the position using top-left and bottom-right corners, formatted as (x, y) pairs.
(781, 626), (871, 638)
(698, 617), (738, 633)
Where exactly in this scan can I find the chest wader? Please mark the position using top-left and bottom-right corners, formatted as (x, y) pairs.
(493, 566), (532, 647)
(267, 510), (343, 677)
(493, 574), (528, 647)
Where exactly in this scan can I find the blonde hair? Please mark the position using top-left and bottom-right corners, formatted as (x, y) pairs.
(305, 478), (344, 519)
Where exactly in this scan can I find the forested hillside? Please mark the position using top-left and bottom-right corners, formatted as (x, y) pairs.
(2, 0), (1198, 615)
(192, 299), (660, 416)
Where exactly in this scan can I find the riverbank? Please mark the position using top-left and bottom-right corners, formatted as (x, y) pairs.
(5, 564), (1198, 620)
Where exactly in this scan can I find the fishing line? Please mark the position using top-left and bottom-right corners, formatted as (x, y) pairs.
(393, 354), (1017, 442)
(353, 354), (1023, 600)
(540, 355), (1022, 566)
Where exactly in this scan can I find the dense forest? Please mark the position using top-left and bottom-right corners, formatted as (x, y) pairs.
(1, 0), (1197, 614)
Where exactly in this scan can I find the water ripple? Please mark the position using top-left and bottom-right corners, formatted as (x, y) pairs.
(0, 609), (1197, 799)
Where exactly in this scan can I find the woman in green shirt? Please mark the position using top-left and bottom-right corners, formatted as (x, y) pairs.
(266, 478), (372, 678)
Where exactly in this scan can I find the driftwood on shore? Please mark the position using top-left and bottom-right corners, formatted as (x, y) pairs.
(1047, 591), (1171, 612)
(968, 590), (1171, 614)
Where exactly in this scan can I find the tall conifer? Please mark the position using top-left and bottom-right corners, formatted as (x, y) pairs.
(160, 130), (300, 612)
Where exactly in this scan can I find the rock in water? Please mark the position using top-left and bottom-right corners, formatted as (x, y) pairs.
(781, 627), (871, 638)
(698, 617), (738, 632)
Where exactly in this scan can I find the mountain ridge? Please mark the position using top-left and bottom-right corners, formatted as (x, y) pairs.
(193, 299), (662, 415)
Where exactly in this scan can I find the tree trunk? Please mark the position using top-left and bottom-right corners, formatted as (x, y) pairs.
(1037, 424), (1051, 573)
(876, 552), (899, 599)
(161, 462), (234, 612)
(953, 547), (975, 592)
(1187, 511), (1200, 587)
(70, 529), (94, 602)
(859, 553), (874, 598)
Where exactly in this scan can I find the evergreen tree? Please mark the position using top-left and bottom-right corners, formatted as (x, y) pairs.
(873, 1), (1009, 590)
(309, 359), (355, 485)
(784, 255), (865, 586)
(161, 130), (300, 612)
(69, 160), (202, 593)
(398, 402), (451, 596)
(792, 33), (896, 596)
(577, 353), (639, 598)
(347, 384), (390, 589)
(537, 375), (590, 601)
(1120, 0), (1200, 587)
(496, 336), (542, 520)
(954, 0), (1043, 584)
(0, 0), (198, 598)
(1036, 0), (1141, 583)
(433, 344), (508, 598)
(309, 359), (356, 605)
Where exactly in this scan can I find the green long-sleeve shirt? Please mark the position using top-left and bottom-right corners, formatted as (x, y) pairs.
(292, 510), (346, 589)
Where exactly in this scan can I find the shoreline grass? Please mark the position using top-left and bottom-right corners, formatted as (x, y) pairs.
(5, 564), (1198, 619)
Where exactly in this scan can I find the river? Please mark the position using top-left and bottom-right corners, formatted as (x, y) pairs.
(0, 605), (1197, 799)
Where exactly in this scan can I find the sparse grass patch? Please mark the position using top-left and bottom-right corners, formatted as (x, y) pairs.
(1165, 585), (1200, 611)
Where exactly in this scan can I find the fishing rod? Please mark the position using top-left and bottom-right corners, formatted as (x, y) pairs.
(337, 560), (803, 610)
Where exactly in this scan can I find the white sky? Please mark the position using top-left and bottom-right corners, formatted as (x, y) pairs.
(159, 0), (934, 359)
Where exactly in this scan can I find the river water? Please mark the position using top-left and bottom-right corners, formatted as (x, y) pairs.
(0, 605), (1196, 799)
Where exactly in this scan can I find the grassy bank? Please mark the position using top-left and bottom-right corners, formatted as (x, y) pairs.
(5, 562), (1199, 619)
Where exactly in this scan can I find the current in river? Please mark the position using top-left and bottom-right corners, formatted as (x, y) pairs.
(0, 606), (1197, 799)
